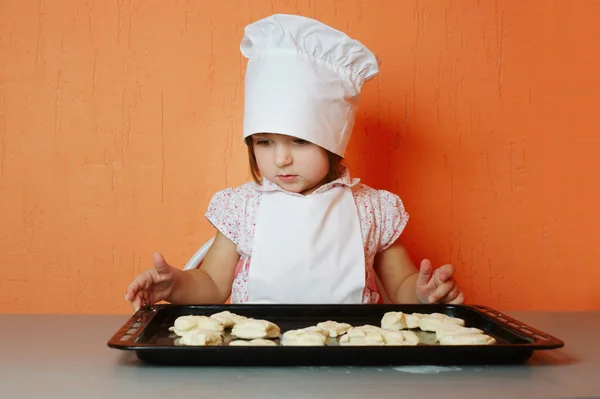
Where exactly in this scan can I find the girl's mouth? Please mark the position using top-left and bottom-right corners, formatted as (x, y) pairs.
(277, 175), (298, 183)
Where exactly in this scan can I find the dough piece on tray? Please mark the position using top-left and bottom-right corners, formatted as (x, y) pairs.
(419, 313), (465, 332)
(435, 325), (484, 341)
(339, 332), (385, 346)
(381, 330), (420, 346)
(339, 325), (386, 346)
(281, 329), (327, 346)
(301, 326), (330, 338)
(316, 320), (352, 337)
(229, 339), (278, 346)
(210, 311), (247, 328)
(169, 315), (225, 336)
(172, 315), (198, 332)
(405, 313), (426, 329)
(347, 325), (384, 336)
(438, 332), (496, 345)
(381, 312), (408, 331)
(231, 319), (281, 339)
(177, 329), (223, 346)
(398, 330), (420, 345)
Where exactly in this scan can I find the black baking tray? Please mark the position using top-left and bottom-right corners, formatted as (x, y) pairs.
(107, 304), (564, 366)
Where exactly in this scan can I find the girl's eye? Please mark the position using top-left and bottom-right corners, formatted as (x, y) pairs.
(255, 139), (271, 146)
(294, 139), (309, 145)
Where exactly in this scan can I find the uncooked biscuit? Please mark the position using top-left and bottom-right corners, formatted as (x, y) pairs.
(172, 315), (198, 332)
(444, 316), (465, 327)
(229, 339), (277, 346)
(398, 330), (420, 345)
(169, 315), (225, 336)
(381, 330), (420, 346)
(347, 325), (384, 337)
(210, 311), (247, 328)
(231, 319), (281, 339)
(316, 320), (352, 337)
(379, 330), (404, 345)
(281, 329), (327, 346)
(301, 326), (330, 338)
(419, 314), (465, 332)
(178, 329), (223, 346)
(439, 332), (496, 345)
(339, 333), (385, 346)
(435, 325), (483, 341)
(381, 312), (408, 331)
(405, 313), (426, 329)
(340, 325), (387, 346)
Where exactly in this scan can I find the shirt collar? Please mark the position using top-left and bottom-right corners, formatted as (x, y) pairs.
(259, 167), (360, 196)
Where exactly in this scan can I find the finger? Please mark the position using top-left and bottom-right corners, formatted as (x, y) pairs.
(131, 293), (143, 312)
(416, 259), (434, 287)
(439, 284), (460, 304)
(448, 291), (465, 305)
(125, 269), (153, 301)
(428, 280), (456, 304)
(434, 264), (455, 284)
(152, 252), (171, 274)
(125, 276), (144, 301)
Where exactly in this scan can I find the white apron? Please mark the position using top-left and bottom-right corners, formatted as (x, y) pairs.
(247, 185), (366, 304)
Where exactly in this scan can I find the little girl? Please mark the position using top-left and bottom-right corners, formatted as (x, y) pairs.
(126, 14), (464, 310)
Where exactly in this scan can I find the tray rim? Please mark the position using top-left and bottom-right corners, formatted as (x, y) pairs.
(107, 303), (565, 351)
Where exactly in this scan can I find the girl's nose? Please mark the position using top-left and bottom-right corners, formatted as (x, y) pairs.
(273, 144), (293, 167)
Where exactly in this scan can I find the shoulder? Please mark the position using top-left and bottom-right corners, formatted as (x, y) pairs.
(232, 181), (262, 195)
(351, 183), (409, 252)
(351, 183), (409, 231)
(209, 182), (262, 204)
(205, 182), (262, 246)
(206, 182), (263, 221)
(351, 183), (404, 208)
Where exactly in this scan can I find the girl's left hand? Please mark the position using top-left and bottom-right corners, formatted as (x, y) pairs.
(415, 259), (464, 304)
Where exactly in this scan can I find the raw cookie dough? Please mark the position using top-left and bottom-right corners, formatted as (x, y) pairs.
(347, 325), (384, 337)
(405, 313), (426, 329)
(435, 325), (484, 341)
(231, 319), (281, 339)
(339, 332), (385, 346)
(169, 315), (224, 336)
(229, 339), (278, 346)
(340, 325), (386, 346)
(381, 330), (420, 346)
(419, 313), (465, 332)
(210, 311), (247, 328)
(177, 329), (223, 346)
(439, 332), (496, 345)
(281, 329), (327, 346)
(316, 320), (352, 337)
(381, 312), (407, 330)
(301, 326), (330, 338)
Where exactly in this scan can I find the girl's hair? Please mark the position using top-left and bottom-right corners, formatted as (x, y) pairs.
(244, 137), (343, 185)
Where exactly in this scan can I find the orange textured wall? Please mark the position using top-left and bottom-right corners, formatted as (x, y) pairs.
(1, 0), (599, 314)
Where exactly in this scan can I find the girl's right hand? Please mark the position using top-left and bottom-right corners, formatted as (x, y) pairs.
(125, 252), (180, 312)
(415, 259), (464, 304)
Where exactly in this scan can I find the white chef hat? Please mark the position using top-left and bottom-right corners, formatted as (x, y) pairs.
(240, 14), (380, 157)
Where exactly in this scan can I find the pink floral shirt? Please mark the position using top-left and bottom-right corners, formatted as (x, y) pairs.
(205, 169), (409, 304)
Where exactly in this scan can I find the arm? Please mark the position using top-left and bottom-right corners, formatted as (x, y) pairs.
(168, 231), (240, 304)
(374, 241), (420, 304)
(374, 241), (464, 304)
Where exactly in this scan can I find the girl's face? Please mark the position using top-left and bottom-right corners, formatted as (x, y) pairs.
(251, 133), (330, 195)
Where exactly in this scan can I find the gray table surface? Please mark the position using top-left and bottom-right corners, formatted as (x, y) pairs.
(0, 311), (597, 399)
